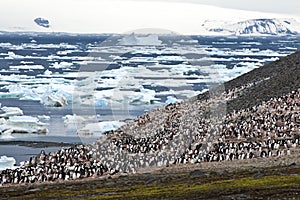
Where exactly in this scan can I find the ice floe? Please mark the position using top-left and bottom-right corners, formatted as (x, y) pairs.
(0, 156), (16, 171)
(77, 121), (125, 136)
(42, 93), (68, 107)
(0, 107), (23, 118)
(0, 116), (48, 134)
(9, 65), (45, 70)
(0, 76), (74, 107)
(63, 114), (85, 125)
(51, 62), (73, 69)
(0, 106), (48, 136)
(165, 96), (179, 105)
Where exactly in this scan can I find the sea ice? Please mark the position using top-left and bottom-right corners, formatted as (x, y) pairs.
(9, 65), (45, 70)
(0, 156), (16, 171)
(0, 107), (23, 118)
(42, 93), (68, 107)
(0, 116), (48, 134)
(51, 61), (73, 69)
(37, 115), (51, 121)
(63, 114), (85, 125)
(77, 121), (125, 136)
(165, 96), (178, 105)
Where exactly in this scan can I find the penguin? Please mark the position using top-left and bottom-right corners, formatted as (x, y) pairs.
(260, 150), (267, 158)
(276, 149), (282, 157)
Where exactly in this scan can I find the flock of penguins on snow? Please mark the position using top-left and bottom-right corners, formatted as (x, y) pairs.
(1, 85), (299, 185)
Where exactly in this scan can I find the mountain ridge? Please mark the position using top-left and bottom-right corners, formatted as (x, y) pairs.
(203, 18), (300, 36)
(194, 50), (300, 113)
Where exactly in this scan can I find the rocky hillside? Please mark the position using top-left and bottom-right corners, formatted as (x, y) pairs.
(195, 50), (300, 113)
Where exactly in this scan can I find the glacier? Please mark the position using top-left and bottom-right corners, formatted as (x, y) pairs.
(204, 18), (300, 36)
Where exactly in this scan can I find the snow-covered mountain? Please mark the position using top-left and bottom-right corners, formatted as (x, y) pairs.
(203, 18), (300, 36)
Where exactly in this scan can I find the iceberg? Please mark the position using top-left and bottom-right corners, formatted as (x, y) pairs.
(37, 115), (51, 121)
(0, 116), (48, 134)
(129, 88), (159, 105)
(42, 94), (67, 107)
(165, 96), (178, 105)
(8, 116), (40, 124)
(95, 99), (107, 107)
(40, 85), (69, 108)
(0, 156), (16, 171)
(51, 62), (72, 69)
(63, 114), (85, 125)
(44, 69), (52, 76)
(77, 121), (125, 136)
(0, 106), (48, 135)
(119, 33), (162, 46)
(0, 76), (74, 107)
(0, 107), (23, 118)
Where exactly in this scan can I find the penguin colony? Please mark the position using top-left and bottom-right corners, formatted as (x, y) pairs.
(1, 87), (299, 185)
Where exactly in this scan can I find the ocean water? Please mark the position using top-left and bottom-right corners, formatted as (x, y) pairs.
(0, 33), (299, 163)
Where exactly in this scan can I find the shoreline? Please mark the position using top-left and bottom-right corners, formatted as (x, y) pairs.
(0, 141), (77, 148)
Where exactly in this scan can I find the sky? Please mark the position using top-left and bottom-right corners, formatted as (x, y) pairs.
(151, 0), (300, 16)
(0, 0), (299, 34)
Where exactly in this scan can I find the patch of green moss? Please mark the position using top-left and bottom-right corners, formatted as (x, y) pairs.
(29, 175), (299, 199)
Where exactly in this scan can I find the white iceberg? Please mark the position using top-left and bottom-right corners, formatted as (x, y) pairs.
(8, 116), (40, 124)
(77, 121), (125, 136)
(44, 69), (52, 76)
(0, 116), (48, 134)
(0, 107), (23, 118)
(42, 93), (68, 107)
(63, 114), (85, 125)
(165, 96), (178, 105)
(95, 99), (107, 107)
(0, 156), (16, 171)
(119, 33), (162, 46)
(37, 115), (51, 120)
(51, 61), (72, 69)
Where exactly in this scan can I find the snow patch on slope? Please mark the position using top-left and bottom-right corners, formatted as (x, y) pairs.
(203, 18), (300, 36)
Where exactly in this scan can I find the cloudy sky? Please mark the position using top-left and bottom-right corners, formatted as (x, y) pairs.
(0, 0), (299, 34)
(160, 0), (300, 16)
